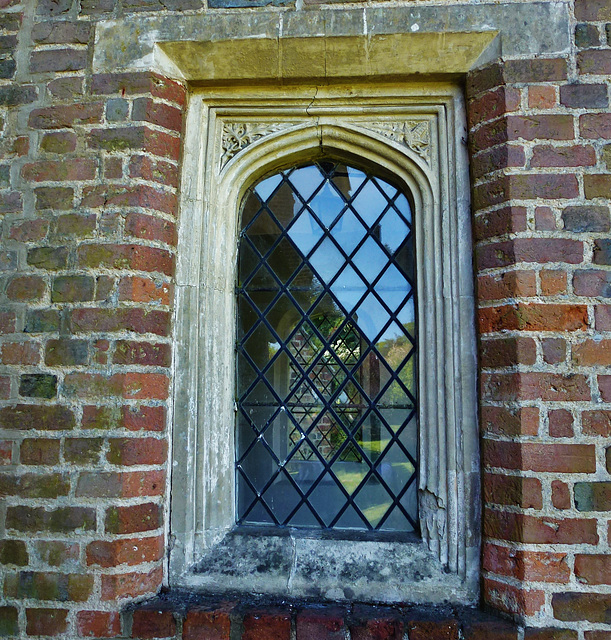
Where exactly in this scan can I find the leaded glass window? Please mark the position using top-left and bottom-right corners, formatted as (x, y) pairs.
(236, 161), (418, 532)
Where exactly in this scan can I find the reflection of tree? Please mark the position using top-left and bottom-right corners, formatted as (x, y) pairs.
(376, 322), (416, 407)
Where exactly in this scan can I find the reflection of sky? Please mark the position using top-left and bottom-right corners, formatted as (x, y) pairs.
(255, 166), (413, 342)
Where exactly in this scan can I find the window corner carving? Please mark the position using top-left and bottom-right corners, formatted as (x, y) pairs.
(221, 122), (299, 169)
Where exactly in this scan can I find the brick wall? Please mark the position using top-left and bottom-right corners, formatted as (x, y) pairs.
(0, 0), (609, 638)
(470, 0), (611, 634)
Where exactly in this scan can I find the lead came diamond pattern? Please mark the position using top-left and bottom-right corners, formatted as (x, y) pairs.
(236, 161), (418, 532)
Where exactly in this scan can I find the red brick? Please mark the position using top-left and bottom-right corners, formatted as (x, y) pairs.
(80, 183), (178, 216)
(242, 610), (292, 640)
(124, 405), (166, 431)
(484, 440), (596, 473)
(462, 618), (518, 640)
(0, 404), (75, 431)
(507, 115), (575, 141)
(20, 438), (60, 465)
(76, 470), (165, 499)
(40, 131), (77, 153)
(478, 304), (588, 333)
(105, 502), (162, 534)
(26, 608), (68, 636)
(528, 85), (557, 110)
(101, 566), (163, 601)
(483, 473), (542, 509)
(599, 375), (611, 402)
(70, 308), (171, 336)
(585, 633), (611, 640)
(21, 158), (96, 182)
(0, 440), (13, 465)
(77, 243), (174, 276)
(107, 437), (167, 466)
(549, 409), (573, 437)
(574, 270), (611, 297)
(504, 58), (568, 83)
(55, 213), (97, 238)
(509, 173), (579, 200)
(552, 592), (611, 623)
(480, 336), (536, 367)
(473, 206), (527, 241)
(540, 270), (567, 296)
(471, 144), (526, 180)
(542, 337), (566, 364)
(29, 103), (104, 129)
(86, 535), (164, 568)
(483, 578), (545, 617)
(466, 63), (504, 98)
(132, 609), (177, 639)
(578, 49), (611, 76)
(0, 341), (40, 365)
(9, 218), (49, 242)
(31, 20), (91, 44)
(6, 275), (46, 301)
(552, 480), (571, 510)
(132, 97), (183, 132)
(114, 341), (171, 367)
(406, 620), (458, 640)
(583, 411), (611, 437)
(480, 406), (539, 437)
(477, 238), (583, 269)
(581, 113), (611, 139)
(531, 145), (596, 167)
(584, 174), (611, 199)
(483, 372), (591, 402)
(0, 311), (16, 334)
(118, 276), (172, 305)
(129, 155), (179, 188)
(535, 206), (556, 231)
(477, 270), (537, 301)
(575, 0), (611, 20)
(483, 544), (570, 583)
(183, 607), (232, 640)
(574, 555), (611, 585)
(30, 48), (86, 72)
(76, 611), (121, 638)
(296, 608), (345, 640)
(573, 340), (611, 366)
(484, 509), (598, 544)
(125, 212), (177, 246)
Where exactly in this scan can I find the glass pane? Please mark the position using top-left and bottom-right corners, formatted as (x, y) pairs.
(236, 160), (418, 532)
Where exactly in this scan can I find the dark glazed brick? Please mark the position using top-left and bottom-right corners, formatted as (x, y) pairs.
(30, 49), (88, 73)
(26, 608), (68, 635)
(552, 592), (611, 623)
(0, 85), (37, 106)
(36, 0), (72, 14)
(575, 0), (611, 21)
(0, 606), (18, 636)
(51, 275), (95, 303)
(25, 309), (61, 333)
(594, 239), (611, 265)
(560, 84), (608, 108)
(504, 58), (567, 83)
(27, 247), (69, 270)
(19, 374), (57, 399)
(32, 21), (91, 44)
(0, 404), (75, 430)
(0, 59), (16, 79)
(6, 506), (96, 533)
(296, 608), (345, 640)
(45, 339), (88, 366)
(574, 482), (611, 511)
(183, 607), (232, 640)
(0, 540), (28, 566)
(562, 206), (610, 232)
(575, 24), (600, 48)
(131, 609), (177, 638)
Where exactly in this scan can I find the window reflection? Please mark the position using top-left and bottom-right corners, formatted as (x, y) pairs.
(236, 161), (418, 532)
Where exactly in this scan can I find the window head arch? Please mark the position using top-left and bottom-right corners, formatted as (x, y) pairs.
(236, 160), (418, 532)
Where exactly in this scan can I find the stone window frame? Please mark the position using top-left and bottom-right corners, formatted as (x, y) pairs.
(169, 82), (480, 604)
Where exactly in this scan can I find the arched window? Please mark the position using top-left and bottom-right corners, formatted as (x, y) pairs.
(171, 85), (478, 603)
(236, 161), (417, 531)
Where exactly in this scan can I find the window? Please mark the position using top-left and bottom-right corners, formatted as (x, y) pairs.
(170, 83), (479, 604)
(236, 161), (418, 532)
